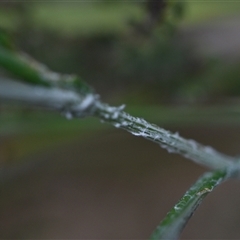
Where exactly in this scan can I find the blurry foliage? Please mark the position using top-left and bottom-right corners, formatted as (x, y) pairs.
(130, 0), (184, 35)
(1, 1), (240, 174)
(0, 28), (16, 51)
(15, 29), (201, 104)
(0, 1), (240, 105)
(182, 2), (240, 25)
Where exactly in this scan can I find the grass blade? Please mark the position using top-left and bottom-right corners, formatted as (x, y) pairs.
(150, 170), (228, 240)
(0, 46), (92, 94)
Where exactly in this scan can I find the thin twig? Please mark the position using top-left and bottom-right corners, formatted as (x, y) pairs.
(0, 78), (238, 171)
(95, 102), (237, 171)
(0, 78), (98, 117)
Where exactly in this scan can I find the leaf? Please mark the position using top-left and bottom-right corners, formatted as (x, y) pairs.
(150, 170), (228, 240)
(0, 46), (92, 95)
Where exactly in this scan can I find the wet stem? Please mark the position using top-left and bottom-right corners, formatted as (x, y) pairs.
(94, 102), (240, 239)
(1, 78), (240, 240)
(95, 102), (239, 172)
(1, 44), (240, 239)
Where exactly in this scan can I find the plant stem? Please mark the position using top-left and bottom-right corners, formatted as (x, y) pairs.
(95, 102), (237, 170)
(0, 46), (238, 171)
(0, 78), (237, 171)
(0, 78), (97, 117)
(0, 46), (92, 94)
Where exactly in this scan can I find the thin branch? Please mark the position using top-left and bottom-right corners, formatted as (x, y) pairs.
(0, 46), (238, 171)
(0, 77), (238, 171)
(0, 78), (97, 118)
(95, 102), (237, 170)
(1, 24), (240, 240)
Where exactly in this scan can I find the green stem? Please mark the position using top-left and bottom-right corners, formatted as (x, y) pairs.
(0, 47), (92, 94)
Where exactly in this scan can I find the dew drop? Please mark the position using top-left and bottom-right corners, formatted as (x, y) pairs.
(65, 111), (73, 120)
(114, 123), (121, 128)
(174, 205), (181, 211)
(204, 146), (216, 155)
(153, 133), (160, 141)
(132, 131), (142, 136)
(173, 132), (179, 138)
(160, 143), (176, 153)
(121, 121), (128, 127)
(112, 111), (119, 119)
(188, 139), (197, 150)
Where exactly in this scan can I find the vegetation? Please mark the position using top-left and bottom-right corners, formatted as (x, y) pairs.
(1, 1), (240, 238)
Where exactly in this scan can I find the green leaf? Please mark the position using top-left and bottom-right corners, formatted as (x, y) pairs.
(0, 47), (50, 87)
(150, 170), (228, 240)
(0, 46), (92, 95)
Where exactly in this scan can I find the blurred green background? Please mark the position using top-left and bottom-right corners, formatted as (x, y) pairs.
(1, 1), (240, 239)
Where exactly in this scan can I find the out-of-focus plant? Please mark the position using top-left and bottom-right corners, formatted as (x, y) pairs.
(0, 28), (240, 240)
(131, 0), (185, 36)
(1, 1), (196, 104)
